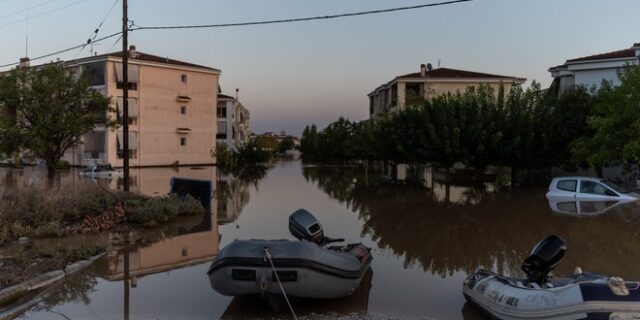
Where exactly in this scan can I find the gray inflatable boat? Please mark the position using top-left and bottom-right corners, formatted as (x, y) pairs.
(207, 209), (372, 299)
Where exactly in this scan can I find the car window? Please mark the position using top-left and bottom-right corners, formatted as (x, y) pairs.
(557, 179), (577, 192)
(580, 180), (618, 197)
(600, 180), (630, 194)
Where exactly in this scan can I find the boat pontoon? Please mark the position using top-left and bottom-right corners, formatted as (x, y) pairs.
(208, 209), (372, 300)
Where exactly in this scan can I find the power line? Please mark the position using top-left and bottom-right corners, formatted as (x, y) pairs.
(0, 0), (91, 29)
(0, 31), (121, 69)
(132, 0), (474, 31)
(0, 0), (475, 69)
(73, 0), (119, 58)
(0, 0), (62, 20)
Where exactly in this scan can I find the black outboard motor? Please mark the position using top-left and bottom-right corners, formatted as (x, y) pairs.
(289, 209), (344, 246)
(522, 235), (567, 285)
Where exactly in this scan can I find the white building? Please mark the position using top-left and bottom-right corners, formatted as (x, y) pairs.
(549, 42), (640, 94)
(216, 91), (250, 150)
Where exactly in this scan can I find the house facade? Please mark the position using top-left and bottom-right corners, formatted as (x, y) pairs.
(60, 46), (220, 167)
(549, 43), (640, 95)
(216, 92), (250, 150)
(368, 64), (526, 119)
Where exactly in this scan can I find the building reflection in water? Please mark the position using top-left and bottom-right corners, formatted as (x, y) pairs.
(216, 173), (250, 226)
(302, 165), (640, 281)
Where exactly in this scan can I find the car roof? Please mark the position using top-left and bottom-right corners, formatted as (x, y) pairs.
(552, 176), (601, 181)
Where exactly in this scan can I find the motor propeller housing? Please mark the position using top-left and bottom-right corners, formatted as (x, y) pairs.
(289, 209), (325, 245)
(522, 235), (567, 285)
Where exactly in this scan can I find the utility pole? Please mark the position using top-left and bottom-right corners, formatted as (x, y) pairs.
(122, 0), (130, 191)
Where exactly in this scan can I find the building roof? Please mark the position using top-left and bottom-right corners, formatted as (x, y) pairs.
(72, 50), (220, 72)
(396, 67), (525, 81)
(218, 94), (235, 100)
(566, 48), (638, 63)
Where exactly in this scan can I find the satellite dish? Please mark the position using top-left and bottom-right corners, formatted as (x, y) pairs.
(426, 63), (433, 71)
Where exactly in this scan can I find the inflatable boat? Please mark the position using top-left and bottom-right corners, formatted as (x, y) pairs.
(208, 209), (372, 299)
(463, 235), (640, 320)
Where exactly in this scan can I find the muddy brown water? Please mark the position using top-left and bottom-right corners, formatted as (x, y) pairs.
(7, 160), (640, 319)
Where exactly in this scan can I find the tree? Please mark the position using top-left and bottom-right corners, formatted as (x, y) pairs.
(278, 136), (295, 153)
(571, 65), (640, 170)
(254, 135), (279, 152)
(0, 63), (112, 178)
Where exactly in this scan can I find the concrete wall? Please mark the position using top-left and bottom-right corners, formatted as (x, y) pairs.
(573, 68), (622, 89)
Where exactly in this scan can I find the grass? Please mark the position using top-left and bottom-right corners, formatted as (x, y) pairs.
(0, 182), (206, 246)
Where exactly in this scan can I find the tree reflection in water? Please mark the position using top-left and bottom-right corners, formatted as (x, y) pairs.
(303, 165), (640, 280)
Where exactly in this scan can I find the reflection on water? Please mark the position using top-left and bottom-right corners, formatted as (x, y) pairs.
(547, 198), (636, 216)
(13, 161), (640, 319)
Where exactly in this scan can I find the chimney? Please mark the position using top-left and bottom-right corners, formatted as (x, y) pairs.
(128, 45), (137, 58)
(634, 43), (640, 61)
(235, 88), (239, 100)
(19, 57), (30, 68)
(420, 64), (426, 77)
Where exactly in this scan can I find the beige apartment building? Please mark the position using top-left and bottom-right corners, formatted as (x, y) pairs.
(368, 64), (526, 119)
(60, 46), (220, 167)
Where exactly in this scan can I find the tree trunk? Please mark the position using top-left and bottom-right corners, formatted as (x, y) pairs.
(511, 166), (518, 188)
(46, 160), (57, 179)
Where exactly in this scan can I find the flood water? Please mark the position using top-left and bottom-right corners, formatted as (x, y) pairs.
(9, 160), (640, 319)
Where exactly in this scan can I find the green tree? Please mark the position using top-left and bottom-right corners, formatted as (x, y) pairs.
(254, 135), (278, 152)
(571, 65), (640, 170)
(278, 136), (295, 153)
(0, 64), (111, 178)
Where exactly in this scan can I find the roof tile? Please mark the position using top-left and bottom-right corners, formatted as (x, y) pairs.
(566, 48), (636, 63)
(396, 67), (524, 80)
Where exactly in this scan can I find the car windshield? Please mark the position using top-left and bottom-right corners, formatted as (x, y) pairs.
(600, 179), (631, 194)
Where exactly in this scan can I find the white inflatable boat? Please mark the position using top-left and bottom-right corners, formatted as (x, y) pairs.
(463, 235), (640, 320)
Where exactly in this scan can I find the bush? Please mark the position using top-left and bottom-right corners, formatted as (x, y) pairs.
(55, 160), (71, 170)
(125, 194), (204, 227)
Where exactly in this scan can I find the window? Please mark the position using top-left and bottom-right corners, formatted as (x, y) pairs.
(82, 62), (105, 86)
(116, 131), (138, 159)
(579, 180), (617, 197)
(180, 137), (187, 146)
(217, 122), (227, 139)
(181, 74), (187, 83)
(556, 180), (577, 192)
(217, 104), (227, 118)
(181, 106), (187, 115)
(115, 63), (139, 90)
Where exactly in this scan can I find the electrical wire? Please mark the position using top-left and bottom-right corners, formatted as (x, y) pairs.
(73, 0), (119, 58)
(0, 0), (475, 69)
(132, 0), (474, 31)
(0, 0), (62, 20)
(0, 31), (121, 69)
(0, 0), (91, 29)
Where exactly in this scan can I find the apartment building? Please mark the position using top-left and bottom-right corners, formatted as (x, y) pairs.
(368, 64), (526, 119)
(59, 46), (220, 167)
(216, 91), (250, 150)
(549, 42), (640, 95)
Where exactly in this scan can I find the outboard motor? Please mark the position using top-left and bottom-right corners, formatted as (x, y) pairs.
(289, 209), (325, 245)
(289, 209), (344, 246)
(522, 235), (567, 285)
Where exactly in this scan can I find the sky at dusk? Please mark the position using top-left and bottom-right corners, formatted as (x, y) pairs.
(1, 0), (639, 135)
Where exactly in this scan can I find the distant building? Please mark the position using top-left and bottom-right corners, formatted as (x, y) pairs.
(368, 64), (526, 119)
(45, 46), (221, 167)
(549, 42), (640, 95)
(216, 91), (250, 150)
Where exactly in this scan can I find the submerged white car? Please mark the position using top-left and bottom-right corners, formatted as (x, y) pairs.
(546, 176), (639, 201)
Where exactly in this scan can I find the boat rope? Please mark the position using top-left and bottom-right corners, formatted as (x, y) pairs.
(264, 247), (298, 320)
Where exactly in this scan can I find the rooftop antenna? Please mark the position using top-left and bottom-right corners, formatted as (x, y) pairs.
(437, 59), (441, 68)
(25, 0), (29, 57)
